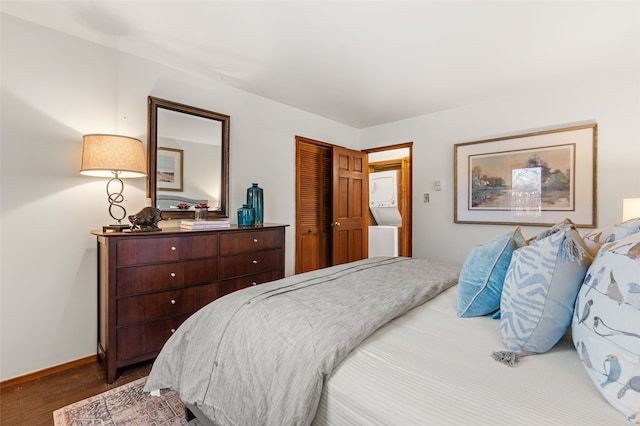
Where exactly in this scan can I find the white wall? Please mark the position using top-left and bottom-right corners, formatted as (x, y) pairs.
(2, 12), (639, 382)
(361, 68), (640, 265)
(0, 15), (359, 381)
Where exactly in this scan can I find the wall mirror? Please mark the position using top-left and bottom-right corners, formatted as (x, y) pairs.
(147, 96), (230, 219)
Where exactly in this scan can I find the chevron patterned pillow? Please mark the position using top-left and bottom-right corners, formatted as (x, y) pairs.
(500, 227), (593, 355)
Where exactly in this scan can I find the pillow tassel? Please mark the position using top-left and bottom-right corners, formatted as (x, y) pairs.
(492, 350), (520, 367)
(561, 233), (586, 262)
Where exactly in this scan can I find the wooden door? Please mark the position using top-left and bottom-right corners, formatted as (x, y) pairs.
(295, 138), (332, 273)
(331, 146), (368, 265)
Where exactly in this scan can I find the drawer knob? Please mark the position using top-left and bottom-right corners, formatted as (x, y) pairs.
(170, 299), (176, 305)
(171, 328), (176, 333)
(252, 260), (258, 264)
(253, 238), (258, 243)
(170, 272), (176, 277)
(171, 246), (177, 251)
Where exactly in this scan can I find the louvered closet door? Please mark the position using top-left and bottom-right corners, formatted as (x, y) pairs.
(296, 139), (332, 273)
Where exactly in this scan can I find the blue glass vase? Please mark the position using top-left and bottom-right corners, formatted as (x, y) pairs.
(237, 204), (255, 227)
(246, 183), (264, 224)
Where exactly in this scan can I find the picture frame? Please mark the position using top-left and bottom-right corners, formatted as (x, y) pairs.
(157, 147), (184, 192)
(454, 123), (597, 227)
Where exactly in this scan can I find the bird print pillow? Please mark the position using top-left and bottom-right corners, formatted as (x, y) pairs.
(582, 217), (640, 257)
(572, 232), (640, 422)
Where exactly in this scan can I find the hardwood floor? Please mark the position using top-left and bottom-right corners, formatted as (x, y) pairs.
(0, 360), (153, 425)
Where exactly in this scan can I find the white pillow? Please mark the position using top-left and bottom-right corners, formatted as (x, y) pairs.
(583, 217), (640, 257)
(572, 232), (640, 422)
(500, 227), (593, 354)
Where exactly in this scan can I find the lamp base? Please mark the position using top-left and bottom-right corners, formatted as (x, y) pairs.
(103, 224), (131, 232)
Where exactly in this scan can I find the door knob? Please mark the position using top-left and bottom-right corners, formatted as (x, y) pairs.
(332, 222), (341, 227)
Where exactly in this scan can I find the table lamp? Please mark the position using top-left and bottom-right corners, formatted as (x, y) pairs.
(623, 198), (640, 221)
(80, 134), (147, 231)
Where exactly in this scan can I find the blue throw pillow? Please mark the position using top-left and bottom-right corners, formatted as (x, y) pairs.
(457, 227), (526, 318)
(500, 227), (593, 354)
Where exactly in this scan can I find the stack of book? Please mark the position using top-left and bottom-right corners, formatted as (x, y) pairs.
(180, 219), (231, 230)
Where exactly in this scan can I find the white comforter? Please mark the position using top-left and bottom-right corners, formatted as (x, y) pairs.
(144, 257), (460, 425)
(313, 285), (630, 426)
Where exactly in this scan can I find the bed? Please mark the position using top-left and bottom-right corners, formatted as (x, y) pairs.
(313, 285), (629, 425)
(145, 220), (640, 425)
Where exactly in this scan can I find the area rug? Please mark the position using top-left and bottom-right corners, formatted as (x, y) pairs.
(53, 377), (197, 425)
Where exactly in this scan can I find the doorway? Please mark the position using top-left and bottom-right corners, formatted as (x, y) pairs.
(295, 137), (412, 274)
(365, 143), (413, 258)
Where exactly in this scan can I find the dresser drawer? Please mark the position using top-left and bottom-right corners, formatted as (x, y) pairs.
(117, 234), (218, 266)
(219, 229), (283, 255)
(219, 249), (282, 279)
(219, 270), (281, 297)
(93, 224), (287, 383)
(117, 283), (218, 326)
(117, 259), (217, 296)
(116, 313), (190, 363)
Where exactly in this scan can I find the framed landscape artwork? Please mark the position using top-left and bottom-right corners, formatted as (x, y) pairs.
(157, 147), (184, 191)
(454, 123), (597, 227)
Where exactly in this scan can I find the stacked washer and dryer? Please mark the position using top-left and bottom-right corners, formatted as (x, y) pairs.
(368, 170), (402, 257)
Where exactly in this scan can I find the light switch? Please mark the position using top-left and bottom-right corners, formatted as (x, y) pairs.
(434, 180), (442, 191)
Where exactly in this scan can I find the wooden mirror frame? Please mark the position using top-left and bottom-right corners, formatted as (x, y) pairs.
(147, 96), (230, 219)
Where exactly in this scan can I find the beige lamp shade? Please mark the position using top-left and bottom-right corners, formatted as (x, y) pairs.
(623, 198), (640, 221)
(80, 134), (147, 178)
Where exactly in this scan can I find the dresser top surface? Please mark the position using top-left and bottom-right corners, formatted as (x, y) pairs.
(91, 223), (288, 238)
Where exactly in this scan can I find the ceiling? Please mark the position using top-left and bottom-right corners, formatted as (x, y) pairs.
(2, 1), (639, 128)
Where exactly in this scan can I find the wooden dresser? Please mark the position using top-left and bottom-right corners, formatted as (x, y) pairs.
(92, 224), (287, 383)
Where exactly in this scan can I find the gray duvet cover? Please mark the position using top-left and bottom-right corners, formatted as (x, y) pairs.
(144, 257), (460, 426)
